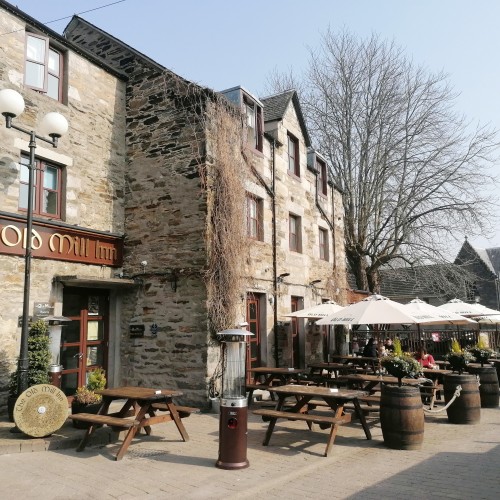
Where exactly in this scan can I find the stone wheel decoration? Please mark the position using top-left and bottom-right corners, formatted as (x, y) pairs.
(13, 384), (68, 438)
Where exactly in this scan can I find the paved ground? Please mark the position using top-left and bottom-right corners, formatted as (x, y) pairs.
(0, 403), (498, 499)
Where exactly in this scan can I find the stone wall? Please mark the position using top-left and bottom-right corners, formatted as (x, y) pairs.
(65, 20), (217, 405)
(0, 6), (127, 410)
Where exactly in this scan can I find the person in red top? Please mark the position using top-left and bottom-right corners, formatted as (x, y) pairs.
(415, 347), (437, 368)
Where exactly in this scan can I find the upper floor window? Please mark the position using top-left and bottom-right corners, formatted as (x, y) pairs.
(19, 155), (63, 218)
(317, 158), (328, 196)
(25, 33), (63, 102)
(289, 214), (302, 252)
(319, 228), (329, 261)
(246, 194), (263, 241)
(288, 133), (299, 177)
(244, 96), (263, 152)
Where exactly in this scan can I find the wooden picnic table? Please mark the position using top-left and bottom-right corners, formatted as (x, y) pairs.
(246, 367), (306, 406)
(253, 384), (371, 457)
(339, 373), (421, 393)
(68, 386), (198, 461)
(307, 362), (355, 386)
(329, 355), (381, 373)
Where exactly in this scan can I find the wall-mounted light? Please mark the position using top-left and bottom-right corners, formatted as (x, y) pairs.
(268, 295), (274, 306)
(277, 272), (290, 284)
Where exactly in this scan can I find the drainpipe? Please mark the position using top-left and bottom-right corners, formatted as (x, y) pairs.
(252, 133), (279, 367)
(269, 136), (279, 367)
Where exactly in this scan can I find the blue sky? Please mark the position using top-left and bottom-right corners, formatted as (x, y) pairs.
(12, 0), (500, 248)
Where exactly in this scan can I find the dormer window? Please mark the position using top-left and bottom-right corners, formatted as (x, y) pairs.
(288, 133), (300, 177)
(243, 96), (263, 152)
(317, 158), (328, 196)
(25, 33), (63, 102)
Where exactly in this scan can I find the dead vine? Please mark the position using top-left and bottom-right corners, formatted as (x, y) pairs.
(159, 73), (250, 339)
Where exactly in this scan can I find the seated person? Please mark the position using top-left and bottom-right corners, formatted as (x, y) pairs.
(384, 338), (395, 352)
(362, 337), (378, 358)
(414, 347), (437, 368)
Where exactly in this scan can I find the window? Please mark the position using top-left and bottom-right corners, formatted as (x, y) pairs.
(19, 155), (63, 218)
(244, 97), (263, 152)
(287, 133), (299, 176)
(25, 33), (63, 101)
(246, 195), (263, 240)
(289, 214), (301, 252)
(317, 158), (328, 196)
(319, 228), (329, 261)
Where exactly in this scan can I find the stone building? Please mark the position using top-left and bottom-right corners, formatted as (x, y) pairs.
(0, 1), (347, 412)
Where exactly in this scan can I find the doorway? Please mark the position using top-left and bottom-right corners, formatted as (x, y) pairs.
(60, 288), (109, 397)
(246, 294), (261, 376)
(291, 296), (301, 368)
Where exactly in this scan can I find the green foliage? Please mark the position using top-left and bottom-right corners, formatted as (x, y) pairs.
(74, 368), (106, 404)
(9, 319), (51, 396)
(74, 386), (102, 405)
(393, 338), (403, 356)
(86, 367), (106, 391)
(468, 339), (494, 366)
(380, 350), (423, 385)
(446, 338), (474, 373)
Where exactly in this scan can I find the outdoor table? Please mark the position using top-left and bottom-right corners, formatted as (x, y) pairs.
(329, 355), (381, 373)
(246, 367), (306, 406)
(253, 384), (371, 457)
(308, 362), (354, 385)
(435, 360), (450, 367)
(339, 373), (421, 394)
(69, 386), (192, 461)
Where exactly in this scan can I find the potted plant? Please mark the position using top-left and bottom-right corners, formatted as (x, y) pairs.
(468, 337), (495, 367)
(8, 319), (51, 421)
(71, 368), (106, 428)
(380, 338), (423, 386)
(379, 339), (425, 450)
(445, 338), (474, 374)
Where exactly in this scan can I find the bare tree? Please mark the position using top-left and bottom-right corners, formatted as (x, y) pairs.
(267, 29), (499, 293)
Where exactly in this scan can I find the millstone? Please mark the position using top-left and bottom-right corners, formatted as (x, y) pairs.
(13, 384), (68, 438)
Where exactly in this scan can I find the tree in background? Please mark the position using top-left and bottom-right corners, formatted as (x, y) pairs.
(267, 29), (499, 292)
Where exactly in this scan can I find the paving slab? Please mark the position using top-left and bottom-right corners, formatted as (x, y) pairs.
(0, 403), (498, 499)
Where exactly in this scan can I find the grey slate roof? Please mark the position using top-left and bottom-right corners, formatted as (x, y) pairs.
(261, 90), (311, 147)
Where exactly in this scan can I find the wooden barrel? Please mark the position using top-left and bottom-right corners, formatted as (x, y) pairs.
(444, 373), (481, 424)
(466, 365), (499, 408)
(380, 385), (424, 450)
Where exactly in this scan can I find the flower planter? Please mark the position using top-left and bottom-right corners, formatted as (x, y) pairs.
(380, 385), (424, 450)
(443, 373), (481, 424)
(466, 364), (499, 408)
(71, 401), (102, 429)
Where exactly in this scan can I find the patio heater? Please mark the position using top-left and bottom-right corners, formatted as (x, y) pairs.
(44, 316), (71, 388)
(215, 327), (253, 470)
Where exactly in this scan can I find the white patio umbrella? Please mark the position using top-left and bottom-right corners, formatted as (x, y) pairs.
(404, 298), (476, 325)
(284, 300), (344, 319)
(437, 298), (494, 317)
(469, 303), (500, 317)
(474, 314), (500, 324)
(316, 294), (450, 327)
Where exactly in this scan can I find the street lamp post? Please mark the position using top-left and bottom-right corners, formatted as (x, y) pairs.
(0, 88), (68, 396)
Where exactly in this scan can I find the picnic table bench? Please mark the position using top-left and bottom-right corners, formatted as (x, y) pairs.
(68, 386), (194, 461)
(253, 385), (371, 457)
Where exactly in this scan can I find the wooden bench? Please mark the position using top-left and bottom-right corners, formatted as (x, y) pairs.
(246, 384), (273, 406)
(253, 408), (351, 426)
(68, 413), (136, 428)
(253, 408), (351, 457)
(150, 404), (200, 418)
(307, 395), (381, 414)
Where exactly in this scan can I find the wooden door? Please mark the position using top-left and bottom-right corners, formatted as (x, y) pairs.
(246, 295), (260, 377)
(291, 296), (300, 367)
(60, 288), (109, 396)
